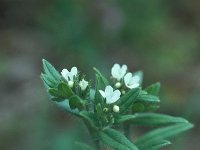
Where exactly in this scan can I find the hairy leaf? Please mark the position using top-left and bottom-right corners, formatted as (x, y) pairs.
(137, 94), (160, 103)
(115, 113), (188, 126)
(143, 140), (171, 150)
(117, 88), (140, 113)
(145, 82), (160, 96)
(42, 59), (61, 82)
(135, 122), (193, 149)
(98, 128), (138, 150)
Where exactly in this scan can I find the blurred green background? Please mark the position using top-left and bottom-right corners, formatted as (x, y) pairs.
(0, 0), (200, 149)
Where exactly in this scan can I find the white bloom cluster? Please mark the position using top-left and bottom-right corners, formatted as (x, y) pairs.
(111, 64), (141, 89)
(61, 67), (88, 90)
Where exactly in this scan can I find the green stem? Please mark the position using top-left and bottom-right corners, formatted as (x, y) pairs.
(83, 120), (101, 150)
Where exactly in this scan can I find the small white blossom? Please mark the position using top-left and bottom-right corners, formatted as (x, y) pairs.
(113, 105), (120, 113)
(124, 72), (140, 89)
(79, 79), (89, 91)
(61, 67), (78, 87)
(99, 85), (121, 104)
(111, 64), (127, 81)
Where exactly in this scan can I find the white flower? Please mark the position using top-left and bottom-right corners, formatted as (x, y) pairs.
(111, 64), (127, 81)
(61, 67), (78, 87)
(99, 85), (121, 104)
(113, 105), (120, 113)
(124, 72), (140, 89)
(79, 79), (89, 91)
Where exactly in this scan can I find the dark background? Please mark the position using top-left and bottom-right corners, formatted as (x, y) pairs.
(0, 0), (200, 149)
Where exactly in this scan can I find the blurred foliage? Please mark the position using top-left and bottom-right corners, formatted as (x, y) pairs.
(0, 0), (200, 149)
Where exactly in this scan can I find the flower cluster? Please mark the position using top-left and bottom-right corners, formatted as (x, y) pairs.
(59, 64), (141, 113)
(61, 67), (89, 90)
(111, 64), (141, 89)
(41, 59), (193, 150)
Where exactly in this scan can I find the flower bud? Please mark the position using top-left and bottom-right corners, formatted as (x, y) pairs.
(79, 79), (89, 91)
(68, 81), (74, 88)
(115, 82), (121, 88)
(121, 90), (126, 95)
(103, 107), (109, 112)
(113, 105), (120, 113)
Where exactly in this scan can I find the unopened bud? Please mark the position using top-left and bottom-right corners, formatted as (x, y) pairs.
(68, 81), (74, 88)
(115, 82), (121, 88)
(103, 107), (109, 112)
(113, 105), (120, 113)
(122, 90), (126, 95)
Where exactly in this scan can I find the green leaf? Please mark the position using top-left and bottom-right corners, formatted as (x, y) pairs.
(58, 82), (74, 97)
(75, 141), (95, 150)
(69, 95), (83, 109)
(93, 67), (109, 86)
(135, 122), (193, 149)
(48, 82), (74, 101)
(41, 73), (56, 88)
(42, 59), (61, 81)
(143, 140), (171, 150)
(145, 82), (160, 96)
(98, 128), (138, 150)
(115, 113), (189, 126)
(117, 88), (140, 113)
(93, 68), (109, 104)
(49, 88), (61, 98)
(137, 94), (160, 103)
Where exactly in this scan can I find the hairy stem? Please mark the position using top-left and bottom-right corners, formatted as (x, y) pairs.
(83, 120), (101, 150)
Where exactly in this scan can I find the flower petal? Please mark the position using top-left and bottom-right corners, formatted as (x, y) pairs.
(111, 64), (120, 79)
(105, 85), (113, 97)
(71, 67), (78, 76)
(109, 90), (121, 104)
(61, 69), (69, 81)
(121, 65), (127, 77)
(124, 72), (132, 84)
(99, 90), (106, 98)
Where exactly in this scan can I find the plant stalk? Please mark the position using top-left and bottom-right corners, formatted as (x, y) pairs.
(83, 120), (101, 150)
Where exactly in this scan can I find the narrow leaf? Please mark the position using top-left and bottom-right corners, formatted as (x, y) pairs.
(41, 73), (56, 88)
(98, 128), (139, 150)
(42, 59), (61, 81)
(115, 113), (188, 126)
(135, 122), (193, 149)
(143, 140), (171, 150)
(145, 82), (160, 96)
(48, 88), (61, 97)
(117, 88), (140, 113)
(137, 94), (160, 103)
(93, 67), (109, 86)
